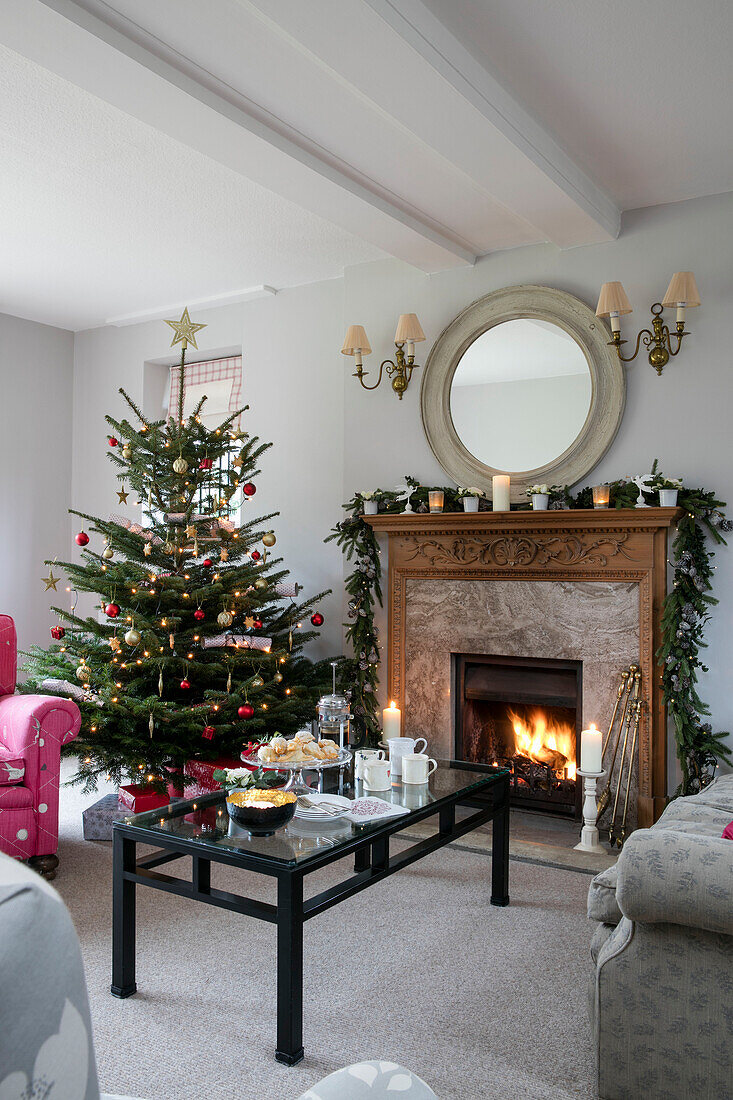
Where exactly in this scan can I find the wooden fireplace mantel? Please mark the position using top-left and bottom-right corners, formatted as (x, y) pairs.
(365, 508), (680, 827)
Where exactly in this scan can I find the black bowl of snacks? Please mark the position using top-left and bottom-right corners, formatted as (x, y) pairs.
(226, 788), (297, 836)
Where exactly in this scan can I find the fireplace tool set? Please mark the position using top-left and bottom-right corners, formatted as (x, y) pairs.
(596, 664), (643, 849)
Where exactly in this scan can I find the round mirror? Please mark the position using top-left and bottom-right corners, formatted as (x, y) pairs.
(421, 285), (625, 501)
(449, 319), (592, 473)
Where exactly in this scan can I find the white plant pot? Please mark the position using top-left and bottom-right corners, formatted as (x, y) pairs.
(462, 496), (479, 512)
(659, 489), (678, 507)
(531, 494), (550, 510)
(362, 499), (379, 515)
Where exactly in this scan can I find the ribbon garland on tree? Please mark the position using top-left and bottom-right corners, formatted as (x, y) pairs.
(327, 469), (732, 795)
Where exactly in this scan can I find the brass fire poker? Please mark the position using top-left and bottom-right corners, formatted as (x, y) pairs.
(615, 700), (643, 850)
(602, 670), (629, 758)
(608, 672), (642, 848)
(597, 666), (636, 820)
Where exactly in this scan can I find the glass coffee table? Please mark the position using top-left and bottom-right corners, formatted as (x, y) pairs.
(111, 761), (510, 1065)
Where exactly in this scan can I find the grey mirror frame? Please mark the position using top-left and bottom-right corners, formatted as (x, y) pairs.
(420, 285), (625, 502)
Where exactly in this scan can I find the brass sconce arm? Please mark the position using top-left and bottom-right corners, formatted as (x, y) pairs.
(341, 314), (425, 399)
(353, 346), (419, 397)
(607, 303), (688, 375)
(597, 274), (699, 377)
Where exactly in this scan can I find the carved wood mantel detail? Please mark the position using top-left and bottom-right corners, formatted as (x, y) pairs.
(365, 508), (680, 828)
(403, 531), (635, 569)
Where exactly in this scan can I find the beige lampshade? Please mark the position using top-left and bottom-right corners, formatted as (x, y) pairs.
(394, 313), (425, 344)
(596, 282), (633, 317)
(341, 325), (372, 356)
(662, 272), (700, 308)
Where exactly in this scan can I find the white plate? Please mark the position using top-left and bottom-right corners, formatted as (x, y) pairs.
(294, 793), (351, 821)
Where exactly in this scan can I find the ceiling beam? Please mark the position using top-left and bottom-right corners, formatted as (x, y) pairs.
(39, 0), (477, 268)
(364, 0), (620, 241)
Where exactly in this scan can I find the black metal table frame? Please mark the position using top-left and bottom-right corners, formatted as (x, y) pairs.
(111, 771), (510, 1065)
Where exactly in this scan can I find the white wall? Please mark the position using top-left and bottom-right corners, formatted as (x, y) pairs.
(71, 280), (346, 659)
(0, 311), (74, 661)
(341, 191), (733, 761)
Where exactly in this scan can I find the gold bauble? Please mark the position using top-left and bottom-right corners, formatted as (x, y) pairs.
(102, 546), (114, 560)
(122, 444), (132, 460)
(173, 456), (188, 475)
(217, 610), (233, 628)
(262, 531), (276, 547)
(254, 578), (267, 589)
(124, 627), (141, 646)
(164, 541), (174, 554)
(76, 665), (90, 682)
(273, 671), (283, 684)
(251, 675), (264, 688)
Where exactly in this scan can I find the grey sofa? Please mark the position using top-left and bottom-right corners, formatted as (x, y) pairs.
(587, 774), (733, 1100)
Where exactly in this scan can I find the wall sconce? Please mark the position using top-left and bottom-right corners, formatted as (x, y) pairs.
(595, 273), (700, 376)
(341, 314), (426, 399)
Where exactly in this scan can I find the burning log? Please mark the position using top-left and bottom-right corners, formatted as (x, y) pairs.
(531, 745), (568, 772)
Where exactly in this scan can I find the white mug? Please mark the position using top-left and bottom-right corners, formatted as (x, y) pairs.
(354, 748), (385, 781)
(387, 736), (427, 777)
(401, 753), (438, 784)
(363, 759), (391, 790)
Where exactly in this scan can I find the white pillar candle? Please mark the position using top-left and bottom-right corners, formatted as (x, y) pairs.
(492, 475), (510, 511)
(580, 724), (603, 773)
(382, 701), (402, 740)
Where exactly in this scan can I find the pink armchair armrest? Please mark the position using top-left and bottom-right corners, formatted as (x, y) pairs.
(0, 695), (80, 856)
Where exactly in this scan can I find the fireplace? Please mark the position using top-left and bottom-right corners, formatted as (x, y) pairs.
(452, 654), (582, 818)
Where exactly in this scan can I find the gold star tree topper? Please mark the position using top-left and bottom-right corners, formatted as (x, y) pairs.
(164, 307), (207, 350)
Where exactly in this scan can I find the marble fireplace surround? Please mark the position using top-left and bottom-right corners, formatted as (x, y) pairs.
(365, 509), (679, 829)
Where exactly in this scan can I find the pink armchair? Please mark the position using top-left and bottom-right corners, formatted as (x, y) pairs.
(0, 615), (80, 878)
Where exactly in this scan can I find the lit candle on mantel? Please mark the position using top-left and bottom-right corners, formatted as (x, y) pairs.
(580, 724), (603, 773)
(382, 700), (402, 740)
(492, 475), (511, 511)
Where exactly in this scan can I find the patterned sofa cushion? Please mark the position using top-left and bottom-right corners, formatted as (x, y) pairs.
(298, 1062), (437, 1100)
(0, 753), (24, 785)
(588, 776), (733, 928)
(693, 779), (733, 814)
(0, 785), (33, 808)
(587, 864), (621, 925)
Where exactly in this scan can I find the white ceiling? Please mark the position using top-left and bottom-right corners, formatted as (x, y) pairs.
(0, 0), (731, 330)
(421, 0), (733, 211)
(0, 40), (384, 331)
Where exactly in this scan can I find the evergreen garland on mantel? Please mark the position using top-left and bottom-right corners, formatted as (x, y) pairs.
(327, 471), (732, 796)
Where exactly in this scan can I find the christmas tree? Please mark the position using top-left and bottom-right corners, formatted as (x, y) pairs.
(24, 309), (331, 791)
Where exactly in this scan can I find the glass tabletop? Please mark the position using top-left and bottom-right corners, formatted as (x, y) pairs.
(118, 761), (508, 868)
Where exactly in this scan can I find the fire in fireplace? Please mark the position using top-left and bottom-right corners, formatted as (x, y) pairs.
(452, 654), (582, 817)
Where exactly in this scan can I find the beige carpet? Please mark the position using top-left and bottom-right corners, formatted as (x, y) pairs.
(53, 763), (597, 1100)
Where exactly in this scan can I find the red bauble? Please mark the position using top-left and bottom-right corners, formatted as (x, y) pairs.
(180, 678), (191, 690)
(193, 608), (205, 621)
(311, 612), (324, 627)
(253, 619), (263, 630)
(238, 703), (255, 719)
(202, 725), (215, 740)
(250, 549), (261, 561)
(242, 482), (256, 497)
(108, 436), (118, 447)
(75, 530), (90, 546)
(50, 625), (65, 640)
(199, 458), (213, 470)
(105, 603), (120, 618)
(202, 558), (213, 568)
